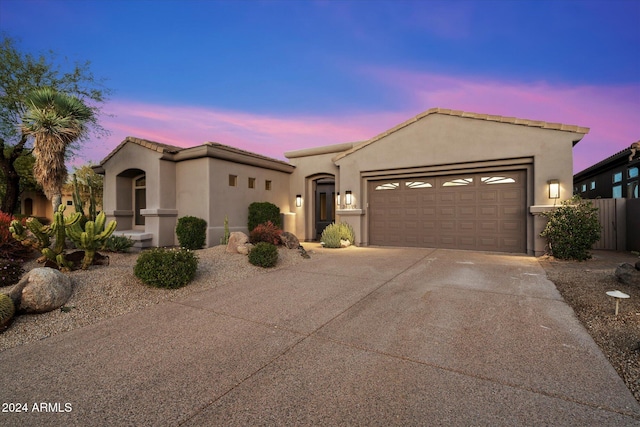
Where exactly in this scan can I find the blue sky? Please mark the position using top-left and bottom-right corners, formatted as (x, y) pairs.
(1, 0), (639, 173)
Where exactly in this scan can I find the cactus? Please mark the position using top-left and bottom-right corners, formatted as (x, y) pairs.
(0, 293), (15, 330)
(72, 174), (85, 217)
(67, 211), (117, 269)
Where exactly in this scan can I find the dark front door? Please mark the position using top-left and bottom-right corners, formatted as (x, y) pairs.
(315, 181), (335, 240)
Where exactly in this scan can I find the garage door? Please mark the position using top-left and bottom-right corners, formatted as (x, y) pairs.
(368, 171), (526, 252)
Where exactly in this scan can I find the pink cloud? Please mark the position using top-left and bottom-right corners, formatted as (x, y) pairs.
(364, 68), (640, 173)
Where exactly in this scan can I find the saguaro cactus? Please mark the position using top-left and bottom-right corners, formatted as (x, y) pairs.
(67, 211), (117, 269)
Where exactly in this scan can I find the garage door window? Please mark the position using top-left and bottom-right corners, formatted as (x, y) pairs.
(481, 176), (517, 184)
(443, 177), (473, 186)
(375, 182), (399, 190)
(405, 181), (433, 188)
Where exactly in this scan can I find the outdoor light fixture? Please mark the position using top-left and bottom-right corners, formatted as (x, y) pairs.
(345, 190), (352, 206)
(296, 194), (302, 207)
(548, 179), (560, 199)
(336, 192), (340, 205)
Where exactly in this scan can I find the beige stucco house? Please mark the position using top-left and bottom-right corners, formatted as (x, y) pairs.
(95, 108), (588, 255)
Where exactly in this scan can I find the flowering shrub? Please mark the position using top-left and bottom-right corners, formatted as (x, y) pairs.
(0, 212), (31, 260)
(250, 221), (282, 245)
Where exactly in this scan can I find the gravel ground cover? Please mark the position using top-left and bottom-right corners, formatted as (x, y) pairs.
(539, 251), (640, 404)
(0, 245), (307, 352)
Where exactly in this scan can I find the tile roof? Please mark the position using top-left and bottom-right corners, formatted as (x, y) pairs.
(333, 108), (590, 162)
(98, 136), (183, 166)
(573, 141), (640, 178)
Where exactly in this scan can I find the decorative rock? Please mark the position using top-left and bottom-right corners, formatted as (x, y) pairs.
(226, 232), (249, 254)
(340, 239), (351, 248)
(280, 231), (300, 249)
(237, 243), (254, 255)
(11, 268), (72, 313)
(615, 263), (640, 287)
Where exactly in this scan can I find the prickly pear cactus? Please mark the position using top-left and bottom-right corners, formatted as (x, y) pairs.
(0, 293), (15, 330)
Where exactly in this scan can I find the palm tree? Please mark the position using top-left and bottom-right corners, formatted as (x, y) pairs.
(21, 87), (94, 213)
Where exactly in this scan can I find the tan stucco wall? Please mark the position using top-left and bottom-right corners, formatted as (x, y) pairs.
(176, 157), (291, 246)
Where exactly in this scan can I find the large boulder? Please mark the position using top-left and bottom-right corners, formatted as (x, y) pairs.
(280, 231), (300, 249)
(9, 268), (72, 313)
(615, 263), (640, 287)
(237, 243), (254, 255)
(226, 232), (249, 254)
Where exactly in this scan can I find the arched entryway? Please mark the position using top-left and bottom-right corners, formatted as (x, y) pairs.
(312, 176), (335, 240)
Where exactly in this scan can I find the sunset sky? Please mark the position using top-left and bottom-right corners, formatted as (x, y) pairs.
(1, 0), (639, 173)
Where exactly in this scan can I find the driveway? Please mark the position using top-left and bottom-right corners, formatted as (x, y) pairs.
(1, 246), (639, 426)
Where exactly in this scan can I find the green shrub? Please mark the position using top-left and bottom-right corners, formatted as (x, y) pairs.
(540, 196), (601, 261)
(248, 242), (278, 268)
(134, 248), (199, 289)
(250, 221), (282, 245)
(248, 202), (281, 232)
(0, 293), (15, 330)
(176, 216), (207, 250)
(103, 235), (134, 253)
(0, 259), (24, 287)
(320, 222), (355, 248)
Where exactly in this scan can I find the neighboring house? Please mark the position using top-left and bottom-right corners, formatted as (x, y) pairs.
(20, 190), (75, 223)
(573, 142), (640, 199)
(95, 108), (589, 256)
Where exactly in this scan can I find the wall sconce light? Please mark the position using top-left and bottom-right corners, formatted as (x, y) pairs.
(345, 190), (352, 206)
(336, 192), (340, 206)
(296, 194), (302, 207)
(548, 179), (560, 199)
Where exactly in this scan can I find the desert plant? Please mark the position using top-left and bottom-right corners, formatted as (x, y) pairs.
(250, 220), (282, 245)
(540, 196), (601, 261)
(320, 222), (356, 248)
(220, 215), (230, 245)
(10, 205), (82, 270)
(66, 211), (117, 269)
(134, 247), (198, 289)
(176, 216), (207, 250)
(103, 235), (134, 253)
(0, 293), (15, 330)
(248, 202), (281, 232)
(248, 242), (278, 268)
(0, 259), (24, 287)
(0, 212), (32, 260)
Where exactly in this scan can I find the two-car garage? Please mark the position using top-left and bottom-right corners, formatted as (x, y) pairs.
(368, 170), (527, 253)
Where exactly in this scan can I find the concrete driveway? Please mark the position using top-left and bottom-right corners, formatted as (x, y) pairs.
(1, 246), (639, 426)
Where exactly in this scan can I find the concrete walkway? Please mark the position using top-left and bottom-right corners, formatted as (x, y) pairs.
(1, 246), (639, 426)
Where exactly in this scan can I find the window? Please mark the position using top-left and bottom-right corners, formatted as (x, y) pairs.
(265, 180), (272, 191)
(248, 177), (255, 189)
(375, 182), (399, 190)
(628, 181), (639, 199)
(229, 174), (237, 187)
(629, 167), (639, 179)
(405, 181), (432, 189)
(589, 181), (595, 190)
(613, 172), (623, 183)
(481, 176), (516, 185)
(612, 185), (622, 199)
(581, 184), (587, 192)
(442, 178), (473, 187)
(66, 200), (73, 206)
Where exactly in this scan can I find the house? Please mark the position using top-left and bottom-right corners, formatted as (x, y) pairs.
(573, 142), (640, 199)
(95, 108), (589, 255)
(20, 190), (76, 223)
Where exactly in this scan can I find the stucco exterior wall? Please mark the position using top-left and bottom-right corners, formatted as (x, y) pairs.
(177, 157), (291, 246)
(332, 114), (579, 255)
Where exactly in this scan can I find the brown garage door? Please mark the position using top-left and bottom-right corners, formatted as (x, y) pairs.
(368, 171), (526, 253)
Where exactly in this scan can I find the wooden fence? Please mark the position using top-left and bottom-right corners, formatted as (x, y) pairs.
(590, 198), (640, 251)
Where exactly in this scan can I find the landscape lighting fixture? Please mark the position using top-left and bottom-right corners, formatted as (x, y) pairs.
(548, 179), (560, 199)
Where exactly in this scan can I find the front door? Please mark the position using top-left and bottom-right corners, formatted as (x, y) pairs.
(315, 181), (335, 240)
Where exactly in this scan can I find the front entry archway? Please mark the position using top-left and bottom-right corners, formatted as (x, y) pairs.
(314, 178), (335, 240)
